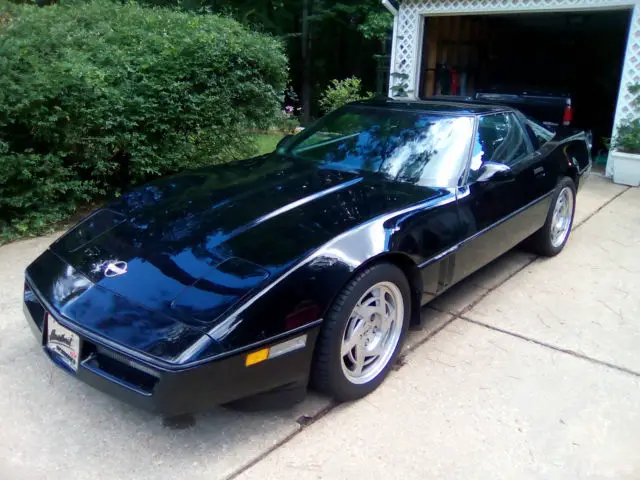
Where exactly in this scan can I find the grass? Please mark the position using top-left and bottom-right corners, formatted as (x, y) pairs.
(251, 132), (285, 155)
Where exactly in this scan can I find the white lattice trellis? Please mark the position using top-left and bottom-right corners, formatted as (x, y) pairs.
(389, 0), (640, 175)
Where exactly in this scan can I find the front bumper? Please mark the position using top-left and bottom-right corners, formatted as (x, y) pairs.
(24, 282), (319, 416)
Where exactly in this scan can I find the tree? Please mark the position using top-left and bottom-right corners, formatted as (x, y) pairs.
(138, 0), (393, 121)
(301, 0), (312, 123)
(296, 1), (392, 120)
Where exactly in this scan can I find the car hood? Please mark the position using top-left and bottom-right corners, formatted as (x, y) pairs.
(50, 154), (447, 332)
(25, 249), (216, 363)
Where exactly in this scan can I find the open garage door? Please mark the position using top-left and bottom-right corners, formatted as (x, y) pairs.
(418, 10), (631, 154)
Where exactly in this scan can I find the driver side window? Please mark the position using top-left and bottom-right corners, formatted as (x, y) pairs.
(472, 113), (531, 169)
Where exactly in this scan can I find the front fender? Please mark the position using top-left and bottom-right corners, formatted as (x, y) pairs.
(203, 190), (457, 355)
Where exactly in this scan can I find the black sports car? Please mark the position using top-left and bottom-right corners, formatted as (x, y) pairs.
(24, 99), (591, 415)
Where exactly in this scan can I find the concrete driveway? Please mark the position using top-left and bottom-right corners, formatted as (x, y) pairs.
(0, 175), (637, 480)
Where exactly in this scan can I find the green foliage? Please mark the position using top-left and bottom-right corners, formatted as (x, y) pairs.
(138, 0), (394, 114)
(0, 152), (93, 240)
(319, 77), (374, 113)
(358, 9), (393, 41)
(611, 119), (640, 154)
(611, 84), (640, 154)
(150, 0), (393, 38)
(275, 113), (301, 134)
(314, 1), (392, 36)
(390, 72), (411, 97)
(273, 106), (301, 133)
(0, 0), (19, 26)
(0, 0), (287, 240)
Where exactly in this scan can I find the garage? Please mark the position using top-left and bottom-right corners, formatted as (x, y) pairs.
(417, 11), (631, 159)
(386, 0), (640, 179)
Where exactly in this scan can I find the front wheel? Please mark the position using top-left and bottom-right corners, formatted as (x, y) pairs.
(528, 177), (576, 257)
(311, 263), (411, 402)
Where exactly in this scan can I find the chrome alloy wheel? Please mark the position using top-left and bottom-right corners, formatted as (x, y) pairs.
(340, 281), (404, 385)
(550, 186), (574, 248)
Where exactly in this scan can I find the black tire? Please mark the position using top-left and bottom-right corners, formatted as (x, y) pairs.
(527, 177), (576, 257)
(311, 262), (411, 402)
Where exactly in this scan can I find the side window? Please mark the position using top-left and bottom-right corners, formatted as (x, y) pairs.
(474, 113), (531, 166)
(525, 119), (554, 147)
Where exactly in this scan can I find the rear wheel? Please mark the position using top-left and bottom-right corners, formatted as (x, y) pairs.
(527, 177), (576, 257)
(312, 263), (410, 401)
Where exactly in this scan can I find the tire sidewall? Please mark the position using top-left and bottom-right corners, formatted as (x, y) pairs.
(316, 263), (411, 401)
(545, 177), (577, 255)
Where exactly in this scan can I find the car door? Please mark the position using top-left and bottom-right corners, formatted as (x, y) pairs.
(381, 113), (474, 303)
(520, 114), (563, 198)
(452, 111), (550, 284)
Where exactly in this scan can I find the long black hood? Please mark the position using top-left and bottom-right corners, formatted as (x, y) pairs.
(50, 154), (447, 332)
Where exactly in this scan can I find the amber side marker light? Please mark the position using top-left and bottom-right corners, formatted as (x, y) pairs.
(244, 334), (308, 367)
(245, 348), (270, 366)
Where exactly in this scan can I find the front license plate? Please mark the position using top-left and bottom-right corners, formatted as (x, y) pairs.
(46, 314), (80, 372)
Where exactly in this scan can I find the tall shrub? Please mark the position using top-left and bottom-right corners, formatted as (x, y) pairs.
(0, 0), (287, 239)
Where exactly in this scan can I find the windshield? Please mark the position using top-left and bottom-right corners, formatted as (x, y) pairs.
(282, 107), (474, 188)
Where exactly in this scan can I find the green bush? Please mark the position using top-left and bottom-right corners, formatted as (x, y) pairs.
(274, 108), (301, 133)
(319, 77), (373, 114)
(0, 0), (287, 240)
(0, 152), (94, 238)
(611, 119), (640, 154)
(611, 84), (640, 154)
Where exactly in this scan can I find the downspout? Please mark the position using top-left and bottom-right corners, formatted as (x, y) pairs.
(382, 1), (399, 97)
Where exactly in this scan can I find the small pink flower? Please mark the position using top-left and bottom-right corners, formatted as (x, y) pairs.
(285, 105), (294, 113)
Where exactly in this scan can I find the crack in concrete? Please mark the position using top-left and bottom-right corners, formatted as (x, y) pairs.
(536, 313), (551, 329)
(597, 299), (625, 323)
(429, 250), (539, 320)
(223, 401), (337, 480)
(454, 185), (640, 379)
(461, 316), (640, 379)
(399, 312), (458, 359)
(572, 185), (630, 230)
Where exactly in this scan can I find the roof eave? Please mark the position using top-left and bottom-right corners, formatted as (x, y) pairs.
(382, 0), (399, 16)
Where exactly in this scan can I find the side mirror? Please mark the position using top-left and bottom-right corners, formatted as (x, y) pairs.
(276, 134), (293, 151)
(476, 162), (514, 182)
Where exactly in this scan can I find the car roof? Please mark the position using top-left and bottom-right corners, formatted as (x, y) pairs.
(353, 97), (512, 115)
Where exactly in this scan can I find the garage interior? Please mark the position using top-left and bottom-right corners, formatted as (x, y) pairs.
(418, 10), (632, 155)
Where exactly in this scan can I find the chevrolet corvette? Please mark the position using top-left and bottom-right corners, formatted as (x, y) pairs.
(24, 98), (591, 415)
